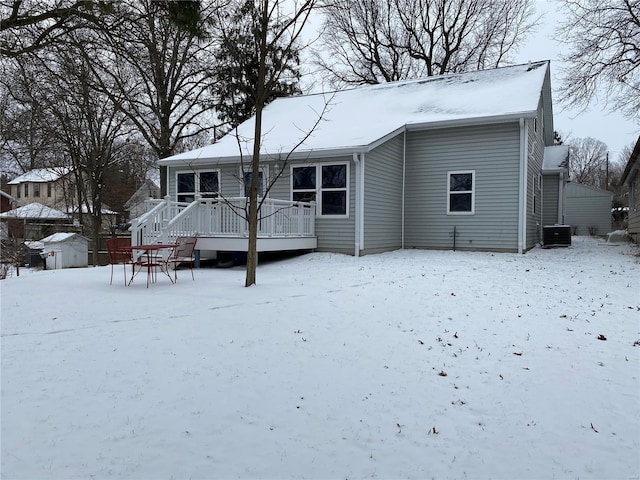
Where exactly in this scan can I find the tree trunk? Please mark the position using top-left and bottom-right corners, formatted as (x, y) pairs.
(245, 0), (268, 287)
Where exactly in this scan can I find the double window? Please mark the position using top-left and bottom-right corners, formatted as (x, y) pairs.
(292, 163), (348, 216)
(447, 171), (475, 214)
(176, 170), (219, 203)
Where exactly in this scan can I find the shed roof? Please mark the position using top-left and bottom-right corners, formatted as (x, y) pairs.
(566, 182), (613, 198)
(0, 202), (69, 219)
(40, 232), (87, 243)
(8, 167), (71, 184)
(161, 61), (550, 166)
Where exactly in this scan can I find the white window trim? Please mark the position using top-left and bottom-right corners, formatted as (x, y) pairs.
(175, 169), (221, 201)
(291, 162), (350, 218)
(447, 170), (475, 215)
(238, 165), (269, 197)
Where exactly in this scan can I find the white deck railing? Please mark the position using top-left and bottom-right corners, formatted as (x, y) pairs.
(130, 196), (316, 246)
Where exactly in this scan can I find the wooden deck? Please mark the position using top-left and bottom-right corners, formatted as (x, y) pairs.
(130, 197), (317, 252)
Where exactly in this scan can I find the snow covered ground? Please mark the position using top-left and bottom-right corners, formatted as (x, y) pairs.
(2, 237), (639, 479)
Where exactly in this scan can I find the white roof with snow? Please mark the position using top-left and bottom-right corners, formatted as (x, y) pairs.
(8, 167), (71, 184)
(40, 232), (85, 243)
(0, 202), (69, 219)
(542, 145), (570, 172)
(161, 61), (550, 165)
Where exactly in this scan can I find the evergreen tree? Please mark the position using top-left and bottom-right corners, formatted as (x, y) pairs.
(212, 0), (302, 129)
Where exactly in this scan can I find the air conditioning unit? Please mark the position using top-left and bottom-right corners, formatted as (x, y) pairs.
(543, 225), (571, 248)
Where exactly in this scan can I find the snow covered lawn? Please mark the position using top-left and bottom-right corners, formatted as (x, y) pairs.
(2, 237), (639, 479)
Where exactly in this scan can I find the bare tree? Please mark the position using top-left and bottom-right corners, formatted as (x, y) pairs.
(557, 0), (640, 121)
(19, 31), (136, 265)
(84, 0), (221, 196)
(568, 137), (609, 187)
(221, 0), (317, 287)
(317, 0), (538, 85)
(0, 0), (111, 57)
(0, 58), (66, 173)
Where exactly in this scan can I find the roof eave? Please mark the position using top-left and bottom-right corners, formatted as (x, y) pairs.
(405, 112), (537, 132)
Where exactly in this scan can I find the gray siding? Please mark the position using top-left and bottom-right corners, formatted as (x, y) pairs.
(404, 123), (521, 252)
(629, 175), (640, 240)
(363, 133), (404, 253)
(565, 183), (612, 236)
(542, 174), (559, 226)
(292, 155), (356, 253)
(526, 100), (546, 248)
(169, 157), (356, 253)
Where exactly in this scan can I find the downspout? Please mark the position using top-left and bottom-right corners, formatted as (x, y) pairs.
(353, 153), (361, 256)
(518, 118), (528, 254)
(402, 129), (406, 249)
(359, 153), (365, 253)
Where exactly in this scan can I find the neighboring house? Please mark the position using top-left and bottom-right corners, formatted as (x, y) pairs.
(154, 60), (565, 255)
(0, 191), (17, 240)
(7, 167), (73, 210)
(124, 179), (161, 220)
(0, 202), (70, 240)
(66, 203), (119, 232)
(1, 190), (17, 213)
(565, 183), (613, 236)
(621, 136), (640, 244)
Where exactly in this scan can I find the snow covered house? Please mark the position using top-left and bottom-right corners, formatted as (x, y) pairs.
(146, 60), (565, 255)
(124, 179), (161, 220)
(621, 136), (640, 244)
(0, 202), (70, 240)
(7, 167), (73, 211)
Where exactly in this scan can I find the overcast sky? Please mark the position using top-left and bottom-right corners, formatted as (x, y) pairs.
(513, 0), (639, 163)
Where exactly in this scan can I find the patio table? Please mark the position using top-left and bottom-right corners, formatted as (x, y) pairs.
(117, 244), (179, 288)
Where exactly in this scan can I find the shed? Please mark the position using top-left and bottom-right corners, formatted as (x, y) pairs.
(40, 232), (89, 269)
(565, 183), (613, 236)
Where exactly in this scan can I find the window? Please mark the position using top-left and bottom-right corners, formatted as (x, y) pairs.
(33, 184), (40, 197)
(16, 186), (20, 198)
(176, 171), (219, 203)
(292, 163), (348, 216)
(447, 171), (475, 214)
(47, 182), (52, 197)
(24, 184), (28, 198)
(242, 170), (265, 197)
